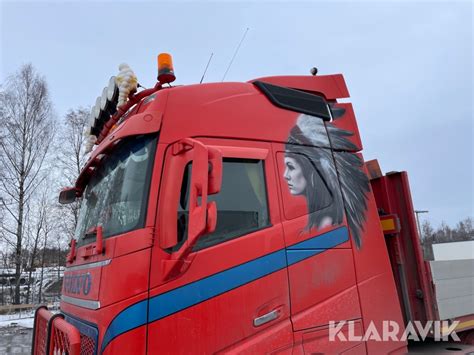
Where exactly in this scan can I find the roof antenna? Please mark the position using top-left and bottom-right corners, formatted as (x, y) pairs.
(222, 27), (249, 82)
(200, 53), (214, 84)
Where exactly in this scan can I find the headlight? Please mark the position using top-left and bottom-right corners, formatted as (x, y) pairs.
(107, 76), (118, 101)
(100, 87), (108, 111)
(89, 108), (96, 127)
(94, 97), (101, 119)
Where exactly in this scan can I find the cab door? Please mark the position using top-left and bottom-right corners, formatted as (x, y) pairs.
(148, 138), (292, 354)
(273, 113), (364, 352)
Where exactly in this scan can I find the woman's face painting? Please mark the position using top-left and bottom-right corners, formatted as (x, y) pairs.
(284, 156), (307, 195)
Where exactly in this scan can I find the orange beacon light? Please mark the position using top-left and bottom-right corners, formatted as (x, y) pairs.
(157, 53), (176, 84)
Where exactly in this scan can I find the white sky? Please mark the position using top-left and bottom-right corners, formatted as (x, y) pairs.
(1, 0), (472, 228)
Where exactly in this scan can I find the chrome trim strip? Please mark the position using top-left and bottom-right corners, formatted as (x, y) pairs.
(61, 295), (100, 310)
(66, 259), (111, 272)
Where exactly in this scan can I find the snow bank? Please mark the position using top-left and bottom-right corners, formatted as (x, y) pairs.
(0, 311), (36, 329)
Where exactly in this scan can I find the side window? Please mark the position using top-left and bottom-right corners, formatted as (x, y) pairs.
(177, 158), (270, 251)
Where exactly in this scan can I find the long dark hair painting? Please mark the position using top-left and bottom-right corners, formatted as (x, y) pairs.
(284, 113), (370, 248)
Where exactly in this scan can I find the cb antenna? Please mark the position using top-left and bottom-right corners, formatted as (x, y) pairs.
(221, 27), (249, 82)
(200, 52), (214, 84)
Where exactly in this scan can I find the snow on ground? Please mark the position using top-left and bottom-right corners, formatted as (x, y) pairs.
(0, 317), (34, 328)
(0, 311), (36, 328)
(0, 303), (59, 329)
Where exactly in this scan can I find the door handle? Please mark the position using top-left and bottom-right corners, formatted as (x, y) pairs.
(253, 309), (279, 327)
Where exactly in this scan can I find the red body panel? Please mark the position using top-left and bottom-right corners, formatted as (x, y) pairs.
(47, 73), (414, 354)
(147, 138), (292, 353)
(288, 249), (361, 329)
(148, 270), (291, 354)
(329, 103), (363, 152)
(102, 324), (147, 355)
(251, 74), (350, 99)
(370, 172), (437, 324)
(349, 162), (407, 353)
(296, 320), (366, 354)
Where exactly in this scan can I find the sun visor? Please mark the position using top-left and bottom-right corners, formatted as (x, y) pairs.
(254, 81), (331, 121)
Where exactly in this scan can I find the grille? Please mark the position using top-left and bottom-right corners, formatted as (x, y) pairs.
(32, 307), (98, 355)
(80, 333), (96, 355)
(65, 314), (99, 355)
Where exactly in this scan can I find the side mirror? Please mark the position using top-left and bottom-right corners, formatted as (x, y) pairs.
(208, 147), (223, 195)
(187, 145), (222, 238)
(202, 147), (222, 235)
(59, 187), (80, 204)
(159, 139), (223, 278)
(186, 140), (209, 243)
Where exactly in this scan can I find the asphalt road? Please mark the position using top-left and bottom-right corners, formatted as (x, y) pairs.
(0, 326), (32, 354)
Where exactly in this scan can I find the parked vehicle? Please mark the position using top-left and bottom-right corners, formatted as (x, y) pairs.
(32, 54), (474, 354)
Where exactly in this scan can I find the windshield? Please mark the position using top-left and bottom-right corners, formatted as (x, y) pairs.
(75, 135), (157, 245)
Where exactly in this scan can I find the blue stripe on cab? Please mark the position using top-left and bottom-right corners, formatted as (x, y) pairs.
(287, 227), (349, 250)
(101, 299), (148, 352)
(286, 249), (323, 265)
(149, 249), (287, 322)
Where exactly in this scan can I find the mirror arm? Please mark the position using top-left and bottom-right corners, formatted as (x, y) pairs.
(95, 225), (104, 254)
(67, 238), (77, 263)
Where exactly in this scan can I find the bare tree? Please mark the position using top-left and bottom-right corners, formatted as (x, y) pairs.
(421, 220), (435, 260)
(57, 107), (89, 239)
(0, 64), (54, 304)
(422, 220), (434, 240)
(37, 194), (59, 304)
(24, 187), (50, 304)
(455, 217), (473, 239)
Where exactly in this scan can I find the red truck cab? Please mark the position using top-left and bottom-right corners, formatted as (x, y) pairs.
(33, 59), (421, 354)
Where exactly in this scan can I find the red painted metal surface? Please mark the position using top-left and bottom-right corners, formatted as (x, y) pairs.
(288, 249), (362, 331)
(32, 308), (83, 355)
(148, 138), (292, 353)
(49, 317), (81, 355)
(370, 172), (437, 324)
(296, 320), (366, 354)
(96, 83), (163, 144)
(31, 73), (424, 354)
(250, 74), (350, 99)
(328, 102), (363, 152)
(33, 307), (52, 355)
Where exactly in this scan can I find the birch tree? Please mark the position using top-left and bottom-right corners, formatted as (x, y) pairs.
(0, 64), (54, 304)
(57, 107), (89, 239)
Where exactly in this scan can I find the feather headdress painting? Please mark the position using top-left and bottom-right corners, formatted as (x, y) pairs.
(284, 114), (370, 248)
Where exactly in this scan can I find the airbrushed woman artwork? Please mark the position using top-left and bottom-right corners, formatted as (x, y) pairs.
(284, 113), (370, 248)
